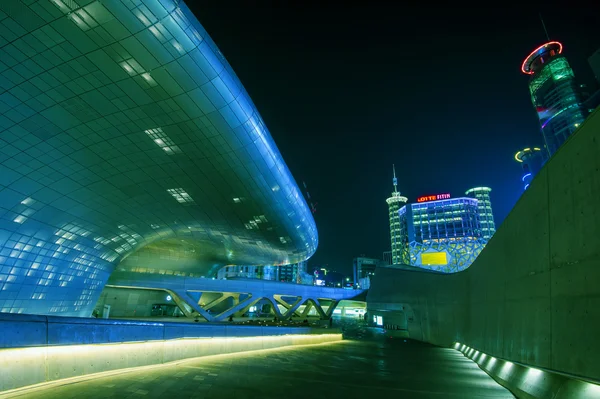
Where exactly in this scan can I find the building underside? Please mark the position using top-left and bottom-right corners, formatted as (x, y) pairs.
(0, 0), (317, 316)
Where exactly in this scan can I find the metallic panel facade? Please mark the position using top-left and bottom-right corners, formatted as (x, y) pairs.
(0, 0), (317, 316)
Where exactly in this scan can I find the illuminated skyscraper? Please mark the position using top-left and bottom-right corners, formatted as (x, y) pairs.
(386, 166), (408, 264)
(515, 147), (545, 190)
(465, 187), (496, 239)
(398, 194), (487, 273)
(522, 41), (586, 157)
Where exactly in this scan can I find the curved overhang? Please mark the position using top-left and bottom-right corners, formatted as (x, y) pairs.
(0, 0), (317, 315)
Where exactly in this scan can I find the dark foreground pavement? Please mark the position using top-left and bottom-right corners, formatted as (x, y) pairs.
(5, 333), (513, 399)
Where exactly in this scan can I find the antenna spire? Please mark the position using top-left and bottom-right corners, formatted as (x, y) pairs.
(392, 164), (398, 193)
(539, 13), (550, 41)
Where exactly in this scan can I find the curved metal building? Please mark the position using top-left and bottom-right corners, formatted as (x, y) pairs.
(0, 1), (317, 316)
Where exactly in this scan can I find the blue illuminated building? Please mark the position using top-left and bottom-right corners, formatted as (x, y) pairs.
(398, 191), (493, 273)
(0, 1), (317, 316)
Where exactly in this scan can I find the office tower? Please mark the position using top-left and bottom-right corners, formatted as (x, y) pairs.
(522, 41), (586, 157)
(352, 257), (386, 289)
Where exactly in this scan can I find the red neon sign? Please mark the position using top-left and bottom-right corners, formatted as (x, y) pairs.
(416, 193), (451, 203)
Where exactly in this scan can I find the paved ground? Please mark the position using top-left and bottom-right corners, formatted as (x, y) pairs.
(7, 336), (513, 399)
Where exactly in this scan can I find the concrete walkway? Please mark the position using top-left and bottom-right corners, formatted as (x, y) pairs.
(6, 339), (513, 398)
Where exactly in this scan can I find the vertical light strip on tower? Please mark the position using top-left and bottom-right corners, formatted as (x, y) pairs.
(386, 165), (408, 264)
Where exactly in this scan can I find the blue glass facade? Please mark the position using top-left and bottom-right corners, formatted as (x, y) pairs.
(0, 1), (317, 316)
(398, 198), (488, 273)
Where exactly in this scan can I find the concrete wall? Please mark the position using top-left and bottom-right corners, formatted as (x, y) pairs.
(367, 109), (600, 380)
(0, 313), (332, 348)
(0, 313), (341, 393)
(454, 342), (600, 399)
(96, 287), (182, 317)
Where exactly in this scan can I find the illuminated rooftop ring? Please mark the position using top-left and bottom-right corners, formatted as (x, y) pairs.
(515, 148), (542, 162)
(465, 187), (491, 195)
(522, 41), (563, 75)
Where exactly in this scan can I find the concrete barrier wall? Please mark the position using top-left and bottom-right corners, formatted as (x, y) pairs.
(0, 313), (341, 393)
(0, 313), (325, 348)
(367, 109), (600, 381)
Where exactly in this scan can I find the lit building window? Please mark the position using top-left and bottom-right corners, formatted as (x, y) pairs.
(13, 215), (27, 224)
(68, 9), (98, 31)
(145, 128), (181, 154)
(141, 73), (157, 87)
(167, 188), (195, 205)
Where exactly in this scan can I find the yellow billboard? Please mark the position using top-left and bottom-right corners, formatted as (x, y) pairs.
(421, 252), (448, 265)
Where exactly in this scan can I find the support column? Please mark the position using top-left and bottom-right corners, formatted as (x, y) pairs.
(311, 298), (329, 320)
(213, 295), (260, 321)
(204, 293), (238, 311)
(324, 300), (339, 318)
(170, 289), (215, 322)
(273, 295), (303, 320)
(300, 301), (314, 317)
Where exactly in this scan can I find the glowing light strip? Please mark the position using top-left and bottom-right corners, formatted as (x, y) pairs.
(541, 104), (580, 129)
(452, 342), (600, 397)
(0, 334), (342, 395)
(521, 41), (563, 74)
(522, 173), (532, 182)
(465, 187), (491, 195)
(515, 147), (541, 162)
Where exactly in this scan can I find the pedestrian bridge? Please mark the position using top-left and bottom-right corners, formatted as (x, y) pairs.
(99, 272), (365, 322)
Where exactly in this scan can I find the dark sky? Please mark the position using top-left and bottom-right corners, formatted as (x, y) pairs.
(192, 4), (600, 274)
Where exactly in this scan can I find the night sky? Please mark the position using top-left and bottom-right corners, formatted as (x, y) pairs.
(192, 4), (600, 274)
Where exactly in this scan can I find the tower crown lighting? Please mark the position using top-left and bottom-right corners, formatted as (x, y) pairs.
(514, 147), (542, 162)
(522, 41), (563, 75)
